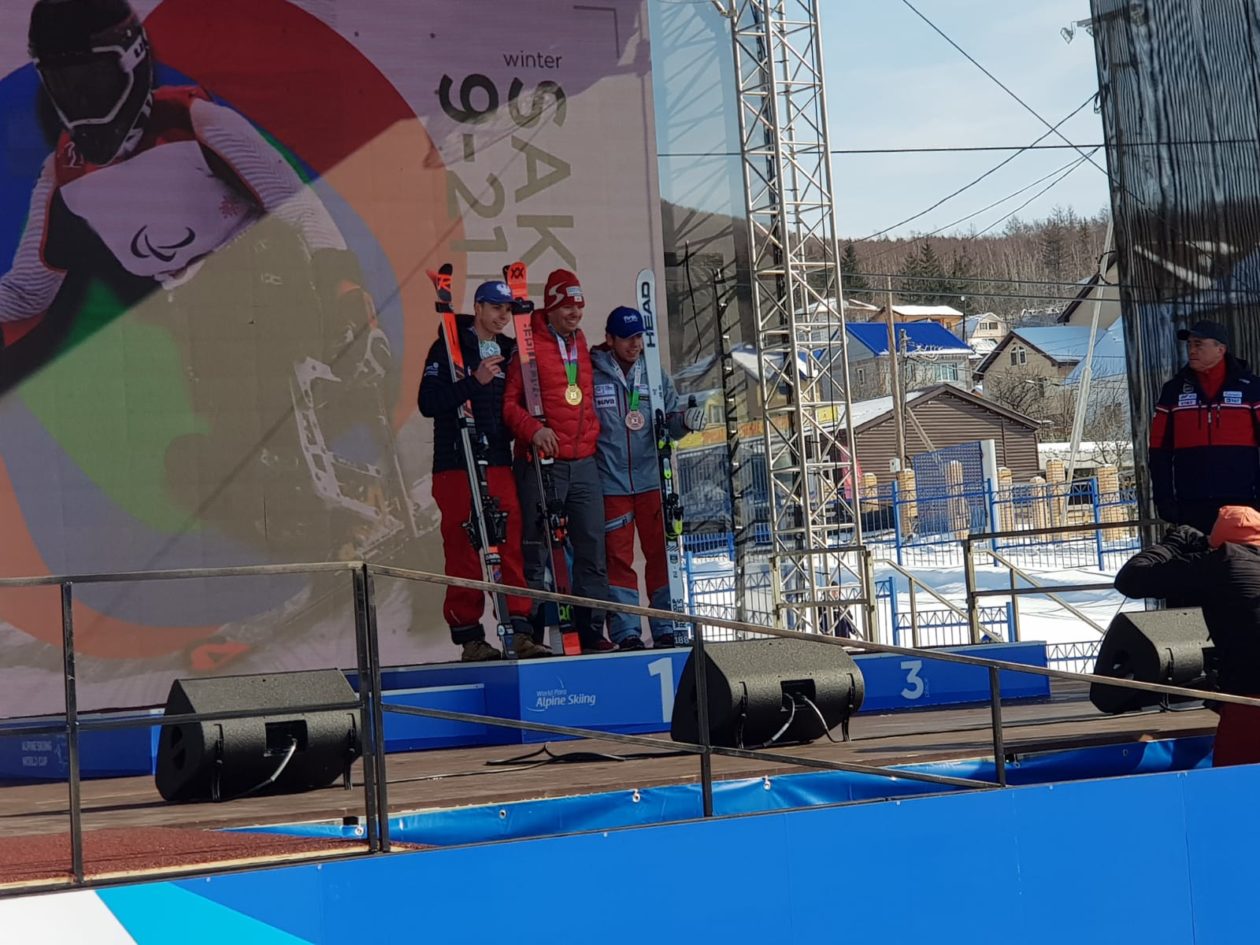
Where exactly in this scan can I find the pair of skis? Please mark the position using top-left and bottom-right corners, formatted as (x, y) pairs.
(431, 262), (518, 657)
(636, 269), (691, 643)
(508, 262), (583, 656)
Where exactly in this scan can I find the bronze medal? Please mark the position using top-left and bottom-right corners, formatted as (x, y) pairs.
(564, 384), (583, 406)
(625, 409), (646, 430)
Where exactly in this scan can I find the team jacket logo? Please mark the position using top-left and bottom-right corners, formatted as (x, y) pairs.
(130, 225), (196, 263)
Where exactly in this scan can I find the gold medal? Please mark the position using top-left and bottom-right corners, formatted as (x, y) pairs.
(564, 384), (583, 405)
(625, 410), (646, 431)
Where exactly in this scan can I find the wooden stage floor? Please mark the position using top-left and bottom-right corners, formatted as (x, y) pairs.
(0, 682), (1215, 888)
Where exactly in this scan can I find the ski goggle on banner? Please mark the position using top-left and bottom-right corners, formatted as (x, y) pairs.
(34, 32), (147, 128)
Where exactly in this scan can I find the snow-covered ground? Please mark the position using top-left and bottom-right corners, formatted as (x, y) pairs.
(686, 549), (1136, 669)
(877, 559), (1136, 648)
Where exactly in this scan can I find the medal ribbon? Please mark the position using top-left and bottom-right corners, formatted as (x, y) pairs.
(554, 330), (579, 387)
(627, 360), (643, 412)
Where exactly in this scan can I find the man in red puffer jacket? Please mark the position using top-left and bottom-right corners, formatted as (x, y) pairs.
(504, 269), (614, 652)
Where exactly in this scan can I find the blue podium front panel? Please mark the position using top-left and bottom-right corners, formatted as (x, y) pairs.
(0, 642), (1051, 781)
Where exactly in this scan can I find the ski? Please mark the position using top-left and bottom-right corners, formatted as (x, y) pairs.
(508, 261), (582, 656)
(637, 267), (690, 643)
(430, 262), (517, 658)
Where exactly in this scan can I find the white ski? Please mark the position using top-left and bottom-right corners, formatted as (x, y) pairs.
(636, 267), (690, 643)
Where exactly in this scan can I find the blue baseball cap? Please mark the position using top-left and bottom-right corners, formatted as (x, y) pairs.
(606, 306), (646, 338)
(474, 280), (514, 305)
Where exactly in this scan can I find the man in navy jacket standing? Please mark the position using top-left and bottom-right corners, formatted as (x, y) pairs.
(419, 281), (550, 661)
(1149, 320), (1260, 534)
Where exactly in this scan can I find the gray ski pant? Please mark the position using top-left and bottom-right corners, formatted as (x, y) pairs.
(514, 455), (610, 641)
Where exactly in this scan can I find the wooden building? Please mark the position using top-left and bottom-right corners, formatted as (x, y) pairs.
(863, 304), (965, 333)
(844, 384), (1042, 481)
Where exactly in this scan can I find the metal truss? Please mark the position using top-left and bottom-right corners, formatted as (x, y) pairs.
(723, 0), (869, 635)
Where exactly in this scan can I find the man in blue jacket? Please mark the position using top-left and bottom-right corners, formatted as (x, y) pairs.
(591, 306), (705, 649)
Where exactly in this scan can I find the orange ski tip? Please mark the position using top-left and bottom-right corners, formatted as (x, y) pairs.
(427, 269), (453, 293)
(505, 260), (528, 299)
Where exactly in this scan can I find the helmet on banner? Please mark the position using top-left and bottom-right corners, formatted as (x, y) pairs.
(28, 0), (154, 165)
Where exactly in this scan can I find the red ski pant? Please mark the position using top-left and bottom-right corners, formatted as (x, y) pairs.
(604, 491), (671, 640)
(1213, 698), (1260, 767)
(432, 466), (532, 642)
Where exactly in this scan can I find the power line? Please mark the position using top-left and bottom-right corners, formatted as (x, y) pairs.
(857, 271), (1260, 305)
(836, 138), (1260, 154)
(857, 284), (1074, 304)
(860, 149), (1100, 261)
(897, 0), (1109, 181)
(656, 138), (1260, 158)
(972, 153), (1095, 237)
(858, 287), (1070, 305)
(845, 282), (1251, 307)
(859, 95), (1097, 241)
(855, 271), (1103, 291)
(934, 150), (1100, 237)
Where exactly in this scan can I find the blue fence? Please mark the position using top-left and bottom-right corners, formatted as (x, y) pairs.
(854, 476), (1140, 571)
(885, 596), (1015, 648)
(678, 437), (1139, 574)
(676, 438), (1137, 644)
(676, 443), (769, 533)
(1046, 639), (1104, 675)
(911, 441), (985, 496)
(680, 549), (1018, 646)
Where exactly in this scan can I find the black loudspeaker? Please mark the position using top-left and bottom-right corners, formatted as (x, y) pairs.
(670, 639), (865, 748)
(1090, 608), (1214, 714)
(155, 670), (361, 802)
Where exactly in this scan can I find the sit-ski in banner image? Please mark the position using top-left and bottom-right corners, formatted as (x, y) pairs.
(0, 0), (663, 716)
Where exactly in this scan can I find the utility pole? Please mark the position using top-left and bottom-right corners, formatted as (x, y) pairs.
(884, 275), (907, 469)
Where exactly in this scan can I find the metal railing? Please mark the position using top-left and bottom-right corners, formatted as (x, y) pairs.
(880, 558), (976, 647)
(0, 562), (383, 879)
(0, 543), (1239, 897)
(961, 519), (1154, 645)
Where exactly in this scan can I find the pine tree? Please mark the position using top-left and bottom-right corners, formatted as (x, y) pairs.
(945, 249), (976, 298)
(839, 242), (870, 301)
(1039, 205), (1074, 284)
(914, 242), (948, 305)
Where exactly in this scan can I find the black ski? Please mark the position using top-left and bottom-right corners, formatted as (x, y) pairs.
(637, 268), (689, 642)
(507, 261), (582, 656)
(430, 262), (517, 658)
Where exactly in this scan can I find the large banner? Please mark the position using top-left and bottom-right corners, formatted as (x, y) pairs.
(0, 0), (662, 716)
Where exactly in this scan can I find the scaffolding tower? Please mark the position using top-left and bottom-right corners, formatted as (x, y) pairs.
(722, 0), (871, 635)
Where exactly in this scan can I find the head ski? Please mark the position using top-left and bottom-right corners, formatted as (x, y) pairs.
(637, 267), (690, 643)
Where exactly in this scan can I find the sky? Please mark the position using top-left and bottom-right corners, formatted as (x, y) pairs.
(821, 0), (1109, 240)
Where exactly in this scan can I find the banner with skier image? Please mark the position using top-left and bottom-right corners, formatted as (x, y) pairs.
(0, 0), (663, 717)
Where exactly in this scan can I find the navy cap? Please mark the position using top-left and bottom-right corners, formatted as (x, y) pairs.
(474, 280), (514, 305)
(606, 306), (646, 338)
(1177, 320), (1229, 345)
